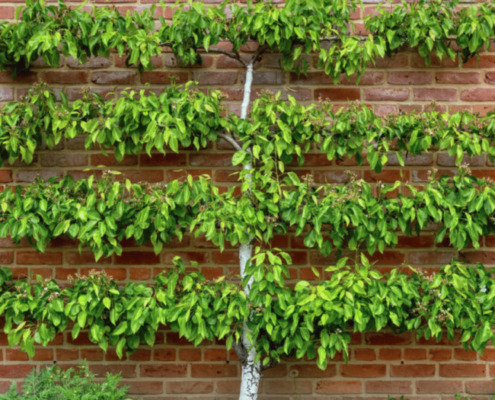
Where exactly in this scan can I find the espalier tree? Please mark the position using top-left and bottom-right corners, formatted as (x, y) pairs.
(1, 0), (495, 399)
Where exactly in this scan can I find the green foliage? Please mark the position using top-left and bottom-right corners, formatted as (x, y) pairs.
(366, 0), (495, 64)
(192, 169), (495, 256)
(235, 92), (495, 174)
(2, 167), (495, 260)
(0, 257), (246, 358)
(2, 255), (495, 369)
(0, 363), (130, 400)
(0, 0), (494, 78)
(0, 173), (216, 259)
(0, 82), (224, 165)
(2, 85), (495, 170)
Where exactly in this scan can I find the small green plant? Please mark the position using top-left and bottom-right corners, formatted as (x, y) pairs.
(0, 363), (131, 400)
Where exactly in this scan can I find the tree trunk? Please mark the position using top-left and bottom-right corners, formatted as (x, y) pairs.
(238, 62), (261, 400)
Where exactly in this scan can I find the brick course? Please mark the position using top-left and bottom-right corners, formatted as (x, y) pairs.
(0, 0), (494, 398)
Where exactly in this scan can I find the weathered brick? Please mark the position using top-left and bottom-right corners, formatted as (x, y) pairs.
(364, 88), (409, 101)
(42, 71), (88, 84)
(91, 71), (137, 85)
(315, 88), (361, 100)
(389, 71), (433, 85)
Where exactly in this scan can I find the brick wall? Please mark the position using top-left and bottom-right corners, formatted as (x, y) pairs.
(0, 1), (495, 399)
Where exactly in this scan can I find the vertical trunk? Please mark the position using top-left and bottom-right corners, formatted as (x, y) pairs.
(238, 62), (261, 400)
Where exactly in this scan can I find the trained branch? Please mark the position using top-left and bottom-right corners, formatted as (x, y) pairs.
(219, 133), (243, 152)
(210, 47), (248, 66)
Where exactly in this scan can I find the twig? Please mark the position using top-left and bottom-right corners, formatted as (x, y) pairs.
(209, 47), (248, 66)
(219, 133), (243, 152)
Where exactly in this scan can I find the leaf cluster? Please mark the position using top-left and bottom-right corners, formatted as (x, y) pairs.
(366, 0), (495, 64)
(0, 173), (215, 259)
(0, 0), (494, 78)
(2, 255), (495, 370)
(0, 83), (224, 165)
(2, 85), (495, 172)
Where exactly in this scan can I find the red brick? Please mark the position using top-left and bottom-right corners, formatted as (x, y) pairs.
(417, 380), (463, 394)
(90, 364), (136, 378)
(190, 154), (233, 167)
(121, 169), (164, 182)
(129, 268), (152, 280)
(341, 364), (386, 377)
(0, 365), (32, 378)
(140, 154), (187, 167)
(366, 381), (412, 394)
(154, 348), (176, 361)
(289, 365), (336, 378)
(364, 88), (409, 101)
(378, 349), (402, 360)
(91, 71), (137, 85)
(141, 72), (189, 84)
(439, 363), (486, 377)
(466, 380), (495, 394)
(437, 72), (481, 84)
(194, 71), (238, 85)
(315, 380), (362, 394)
(125, 381), (163, 395)
(0, 88), (13, 101)
(41, 154), (88, 167)
(462, 88), (495, 101)
(0, 251), (13, 264)
(463, 54), (495, 68)
(366, 333), (412, 346)
(407, 251), (457, 265)
(389, 71), (432, 85)
(114, 252), (160, 265)
(166, 381), (213, 394)
(414, 88), (457, 101)
(354, 349), (376, 361)
(140, 364), (187, 377)
(67, 56), (112, 69)
(42, 71), (88, 84)
(454, 348), (478, 361)
(315, 88), (361, 100)
(0, 71), (37, 83)
(264, 380), (312, 394)
(178, 348), (201, 361)
(91, 154), (138, 166)
(391, 364), (435, 377)
(403, 349), (427, 360)
(17, 252), (62, 265)
(0, 170), (12, 183)
(191, 364), (237, 377)
(0, 6), (14, 18)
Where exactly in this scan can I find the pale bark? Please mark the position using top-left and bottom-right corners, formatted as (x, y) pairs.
(238, 61), (261, 400)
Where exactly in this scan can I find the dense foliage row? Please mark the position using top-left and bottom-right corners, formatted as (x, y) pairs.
(0, 173), (215, 260)
(0, 83), (225, 165)
(1, 170), (494, 259)
(1, 254), (494, 369)
(1, 0), (494, 79)
(3, 84), (495, 172)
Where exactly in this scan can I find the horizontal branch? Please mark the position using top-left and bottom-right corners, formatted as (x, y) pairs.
(1, 0), (493, 78)
(219, 133), (243, 152)
(0, 256), (494, 369)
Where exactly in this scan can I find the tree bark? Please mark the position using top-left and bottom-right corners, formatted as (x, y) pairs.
(238, 62), (261, 400)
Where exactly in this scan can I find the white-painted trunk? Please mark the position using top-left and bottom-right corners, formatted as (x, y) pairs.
(240, 63), (253, 120)
(238, 62), (260, 400)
